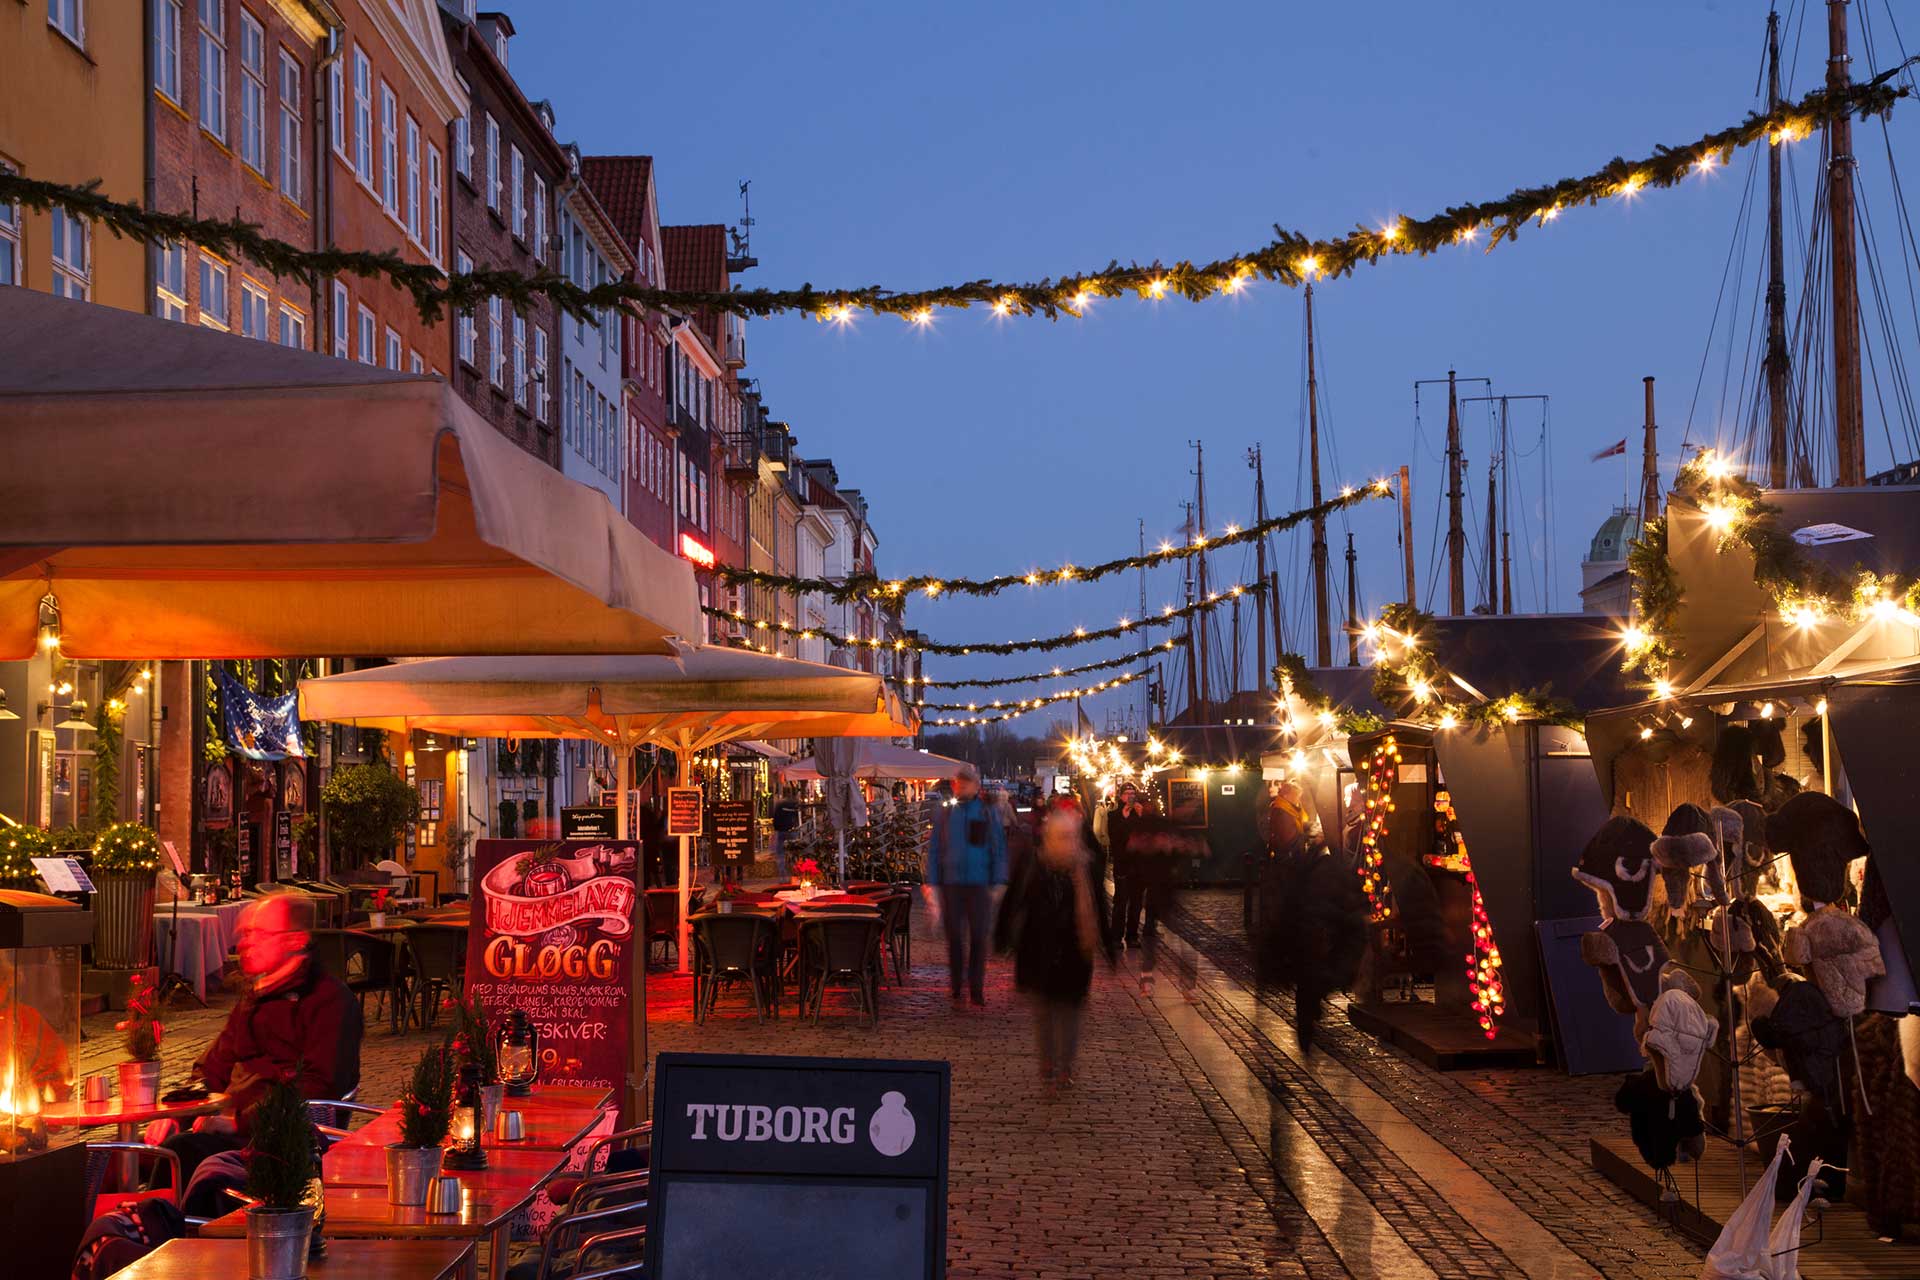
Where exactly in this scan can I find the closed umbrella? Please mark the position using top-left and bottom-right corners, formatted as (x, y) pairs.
(780, 741), (970, 783)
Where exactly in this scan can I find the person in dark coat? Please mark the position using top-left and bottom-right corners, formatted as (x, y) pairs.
(1107, 790), (1145, 946)
(995, 806), (1115, 1094)
(160, 893), (362, 1211)
(1253, 843), (1369, 1053)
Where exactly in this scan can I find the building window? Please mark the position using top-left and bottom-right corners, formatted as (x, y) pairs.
(332, 281), (348, 357)
(532, 327), (548, 421)
(154, 0), (182, 102)
(239, 279), (269, 339)
(277, 303), (305, 348)
(573, 369), (585, 451)
(278, 51), (301, 203)
(454, 250), (476, 364)
(379, 83), (397, 212)
(452, 78), (472, 178)
(532, 176), (546, 261)
(512, 312), (527, 407)
(357, 303), (375, 364)
(487, 296), (504, 386)
(329, 56), (345, 157)
(237, 10), (266, 172)
(197, 0), (226, 139)
(408, 349), (423, 374)
(196, 252), (228, 326)
(425, 144), (442, 263)
(352, 48), (371, 182)
(404, 116), (421, 239)
(48, 0), (84, 45)
(509, 146), (524, 239)
(483, 114), (499, 212)
(385, 327), (401, 371)
(154, 242), (187, 320)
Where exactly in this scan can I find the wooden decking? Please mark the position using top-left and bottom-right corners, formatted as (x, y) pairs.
(1590, 1131), (1920, 1276)
(1345, 997), (1539, 1070)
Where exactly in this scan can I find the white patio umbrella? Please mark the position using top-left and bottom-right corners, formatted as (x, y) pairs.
(298, 646), (913, 970)
(780, 740), (971, 783)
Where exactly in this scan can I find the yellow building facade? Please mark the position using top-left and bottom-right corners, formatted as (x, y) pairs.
(0, 1), (145, 311)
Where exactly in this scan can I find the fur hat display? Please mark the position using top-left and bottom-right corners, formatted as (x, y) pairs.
(1640, 986), (1719, 1093)
(1652, 802), (1727, 909)
(1581, 916), (1671, 1021)
(1727, 799), (1770, 898)
(1574, 816), (1658, 921)
(1751, 976), (1850, 1113)
(1782, 904), (1886, 1019)
(1710, 724), (1759, 804)
(1766, 791), (1870, 906)
(1750, 719), (1785, 770)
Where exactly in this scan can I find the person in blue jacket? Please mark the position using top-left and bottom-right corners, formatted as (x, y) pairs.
(926, 762), (1008, 1007)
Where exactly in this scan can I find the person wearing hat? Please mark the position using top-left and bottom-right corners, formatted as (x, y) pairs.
(926, 762), (1008, 1007)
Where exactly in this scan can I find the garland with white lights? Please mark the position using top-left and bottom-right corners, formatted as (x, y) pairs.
(707, 579), (1266, 657)
(1621, 446), (1920, 682)
(916, 670), (1139, 713)
(1, 66), (1907, 326)
(918, 644), (1174, 689)
(1362, 603), (1583, 729)
(715, 484), (1390, 602)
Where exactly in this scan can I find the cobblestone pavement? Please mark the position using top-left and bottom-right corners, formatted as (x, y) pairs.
(71, 888), (1709, 1278)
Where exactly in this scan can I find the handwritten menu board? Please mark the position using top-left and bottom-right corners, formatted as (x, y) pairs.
(712, 802), (756, 868)
(465, 839), (641, 1090)
(666, 787), (704, 838)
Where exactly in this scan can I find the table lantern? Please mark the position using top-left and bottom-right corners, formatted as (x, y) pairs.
(442, 1064), (488, 1171)
(496, 1008), (539, 1096)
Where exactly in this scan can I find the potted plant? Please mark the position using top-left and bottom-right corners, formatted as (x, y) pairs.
(366, 886), (390, 929)
(386, 1043), (453, 1206)
(90, 821), (162, 969)
(0, 823), (53, 890)
(449, 989), (504, 1132)
(794, 856), (822, 896)
(319, 764), (421, 870)
(244, 1079), (318, 1280)
(114, 971), (164, 1105)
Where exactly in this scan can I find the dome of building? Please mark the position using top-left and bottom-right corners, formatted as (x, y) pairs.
(1586, 508), (1638, 564)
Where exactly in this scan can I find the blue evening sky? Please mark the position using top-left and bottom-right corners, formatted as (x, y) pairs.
(510, 1), (1920, 730)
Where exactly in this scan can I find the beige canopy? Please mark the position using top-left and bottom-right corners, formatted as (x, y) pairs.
(781, 740), (969, 783)
(299, 646), (915, 975)
(0, 288), (700, 658)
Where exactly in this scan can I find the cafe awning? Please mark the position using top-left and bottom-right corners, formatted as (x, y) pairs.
(0, 288), (700, 658)
(780, 740), (970, 783)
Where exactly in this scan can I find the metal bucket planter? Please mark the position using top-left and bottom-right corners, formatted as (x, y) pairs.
(93, 871), (157, 970)
(385, 1144), (443, 1206)
(479, 1083), (505, 1135)
(117, 1060), (161, 1107)
(246, 1205), (315, 1279)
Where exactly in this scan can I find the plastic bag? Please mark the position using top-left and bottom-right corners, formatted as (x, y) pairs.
(1700, 1139), (1790, 1279)
(1764, 1156), (1824, 1280)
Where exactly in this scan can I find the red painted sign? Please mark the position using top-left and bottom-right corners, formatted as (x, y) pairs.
(466, 839), (640, 1091)
(679, 533), (716, 569)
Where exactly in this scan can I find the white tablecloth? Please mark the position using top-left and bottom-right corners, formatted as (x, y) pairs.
(151, 909), (229, 1001)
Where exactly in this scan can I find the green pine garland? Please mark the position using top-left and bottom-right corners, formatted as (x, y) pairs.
(918, 645), (1171, 690)
(916, 669), (1140, 712)
(0, 64), (1907, 327)
(719, 485), (1389, 602)
(711, 579), (1265, 658)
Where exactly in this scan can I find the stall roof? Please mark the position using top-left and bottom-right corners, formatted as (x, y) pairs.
(1420, 614), (1641, 710)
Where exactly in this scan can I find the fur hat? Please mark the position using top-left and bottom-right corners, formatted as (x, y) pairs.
(1652, 802), (1726, 908)
(1575, 816), (1658, 920)
(1641, 986), (1719, 1093)
(1766, 791), (1869, 906)
(1710, 724), (1759, 803)
(1782, 905), (1885, 1018)
(1728, 799), (1769, 897)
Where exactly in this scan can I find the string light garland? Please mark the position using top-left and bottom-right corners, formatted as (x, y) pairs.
(714, 484), (1390, 603)
(1, 65), (1907, 327)
(1621, 446), (1920, 682)
(917, 644), (1175, 689)
(1362, 603), (1582, 730)
(917, 670), (1139, 713)
(1429, 789), (1507, 1039)
(706, 580), (1266, 657)
(1356, 737), (1400, 923)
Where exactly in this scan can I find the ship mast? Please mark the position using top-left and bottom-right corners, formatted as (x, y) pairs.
(1829, 0), (1865, 485)
(1306, 285), (1331, 665)
(1765, 10), (1792, 488)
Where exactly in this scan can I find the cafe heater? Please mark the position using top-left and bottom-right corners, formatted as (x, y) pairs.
(0, 890), (91, 1279)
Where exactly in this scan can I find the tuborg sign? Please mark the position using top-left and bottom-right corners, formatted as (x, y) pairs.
(648, 1052), (949, 1278)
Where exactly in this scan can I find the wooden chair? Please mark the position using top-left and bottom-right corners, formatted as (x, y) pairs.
(398, 923), (467, 1030)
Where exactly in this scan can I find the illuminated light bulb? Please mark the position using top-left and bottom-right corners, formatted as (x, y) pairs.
(1163, 605), (1175, 616)
(1058, 566), (1075, 580)
(1147, 277), (1168, 298)
(1702, 503), (1739, 533)
(1361, 622), (1381, 644)
(1438, 712), (1459, 730)
(1457, 224), (1480, 244)
(1411, 678), (1433, 702)
(1374, 478), (1392, 493)
(828, 304), (856, 325)
(1157, 540), (1173, 555)
(1381, 222), (1401, 242)
(1654, 678), (1674, 700)
(1317, 710), (1337, 730)
(1541, 204), (1562, 221)
(924, 581), (943, 597)
(1222, 275), (1244, 295)
(1298, 255), (1321, 278)
(1163, 639), (1175, 650)
(1229, 585), (1243, 597)
(1340, 485), (1355, 498)
(1760, 701), (1775, 719)
(1070, 290), (1092, 310)
(1640, 725), (1654, 740)
(1118, 617), (1132, 629)
(1694, 153), (1717, 176)
(1618, 172), (1646, 197)
(1073, 627), (1086, 637)
(1502, 702), (1522, 722)
(909, 307), (934, 326)
(1679, 715), (1694, 729)
(1622, 625), (1647, 649)
(1224, 523), (1240, 536)
(1786, 602), (1822, 629)
(1872, 597), (1899, 620)
(991, 298), (1011, 316)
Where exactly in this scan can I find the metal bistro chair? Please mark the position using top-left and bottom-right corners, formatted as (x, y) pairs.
(692, 912), (780, 1023)
(797, 913), (884, 1027)
(399, 923), (467, 1031)
(311, 928), (399, 1025)
(305, 1090), (384, 1142)
(873, 891), (913, 986)
(643, 888), (687, 968)
(82, 1142), (182, 1221)
(520, 1171), (650, 1280)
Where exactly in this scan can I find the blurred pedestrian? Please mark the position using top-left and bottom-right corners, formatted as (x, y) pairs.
(771, 787), (801, 879)
(995, 806), (1114, 1094)
(1254, 837), (1368, 1054)
(926, 763), (1007, 1007)
(1108, 790), (1145, 946)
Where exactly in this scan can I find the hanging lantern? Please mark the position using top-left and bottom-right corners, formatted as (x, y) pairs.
(496, 1008), (540, 1096)
(443, 1064), (488, 1170)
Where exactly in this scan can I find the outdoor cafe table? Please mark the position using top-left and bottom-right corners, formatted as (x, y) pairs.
(323, 1141), (567, 1189)
(200, 1185), (525, 1280)
(337, 1092), (611, 1154)
(100, 1239), (474, 1280)
(45, 1091), (229, 1186)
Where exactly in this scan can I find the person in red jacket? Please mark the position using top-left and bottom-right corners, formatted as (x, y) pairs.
(161, 892), (362, 1208)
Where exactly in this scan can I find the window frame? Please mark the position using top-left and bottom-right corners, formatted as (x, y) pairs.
(512, 311), (527, 408)
(509, 145), (524, 240)
(532, 175), (546, 262)
(277, 301), (306, 349)
(487, 295), (505, 386)
(454, 249), (477, 366)
(197, 0), (227, 140)
(278, 49), (302, 203)
(196, 251), (229, 328)
(404, 115), (421, 240)
(532, 326), (548, 421)
(237, 9), (267, 173)
(328, 55), (346, 158)
(332, 281), (349, 357)
(48, 0), (85, 47)
(154, 241), (187, 320)
(385, 326), (401, 372)
(154, 0), (182, 103)
(352, 48), (372, 183)
(357, 303), (376, 365)
(238, 277), (270, 340)
(425, 143), (443, 264)
(452, 76), (472, 179)
(379, 81), (398, 213)
(484, 114), (500, 212)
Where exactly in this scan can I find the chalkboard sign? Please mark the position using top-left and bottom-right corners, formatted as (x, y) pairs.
(666, 787), (704, 837)
(712, 801), (755, 868)
(561, 806), (618, 839)
(648, 1053), (949, 1279)
(274, 810), (294, 878)
(465, 839), (641, 1090)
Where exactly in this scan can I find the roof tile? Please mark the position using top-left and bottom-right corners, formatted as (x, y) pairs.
(579, 156), (653, 254)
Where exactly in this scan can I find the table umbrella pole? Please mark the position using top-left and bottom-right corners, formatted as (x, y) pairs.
(615, 745), (630, 840)
(675, 748), (692, 975)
